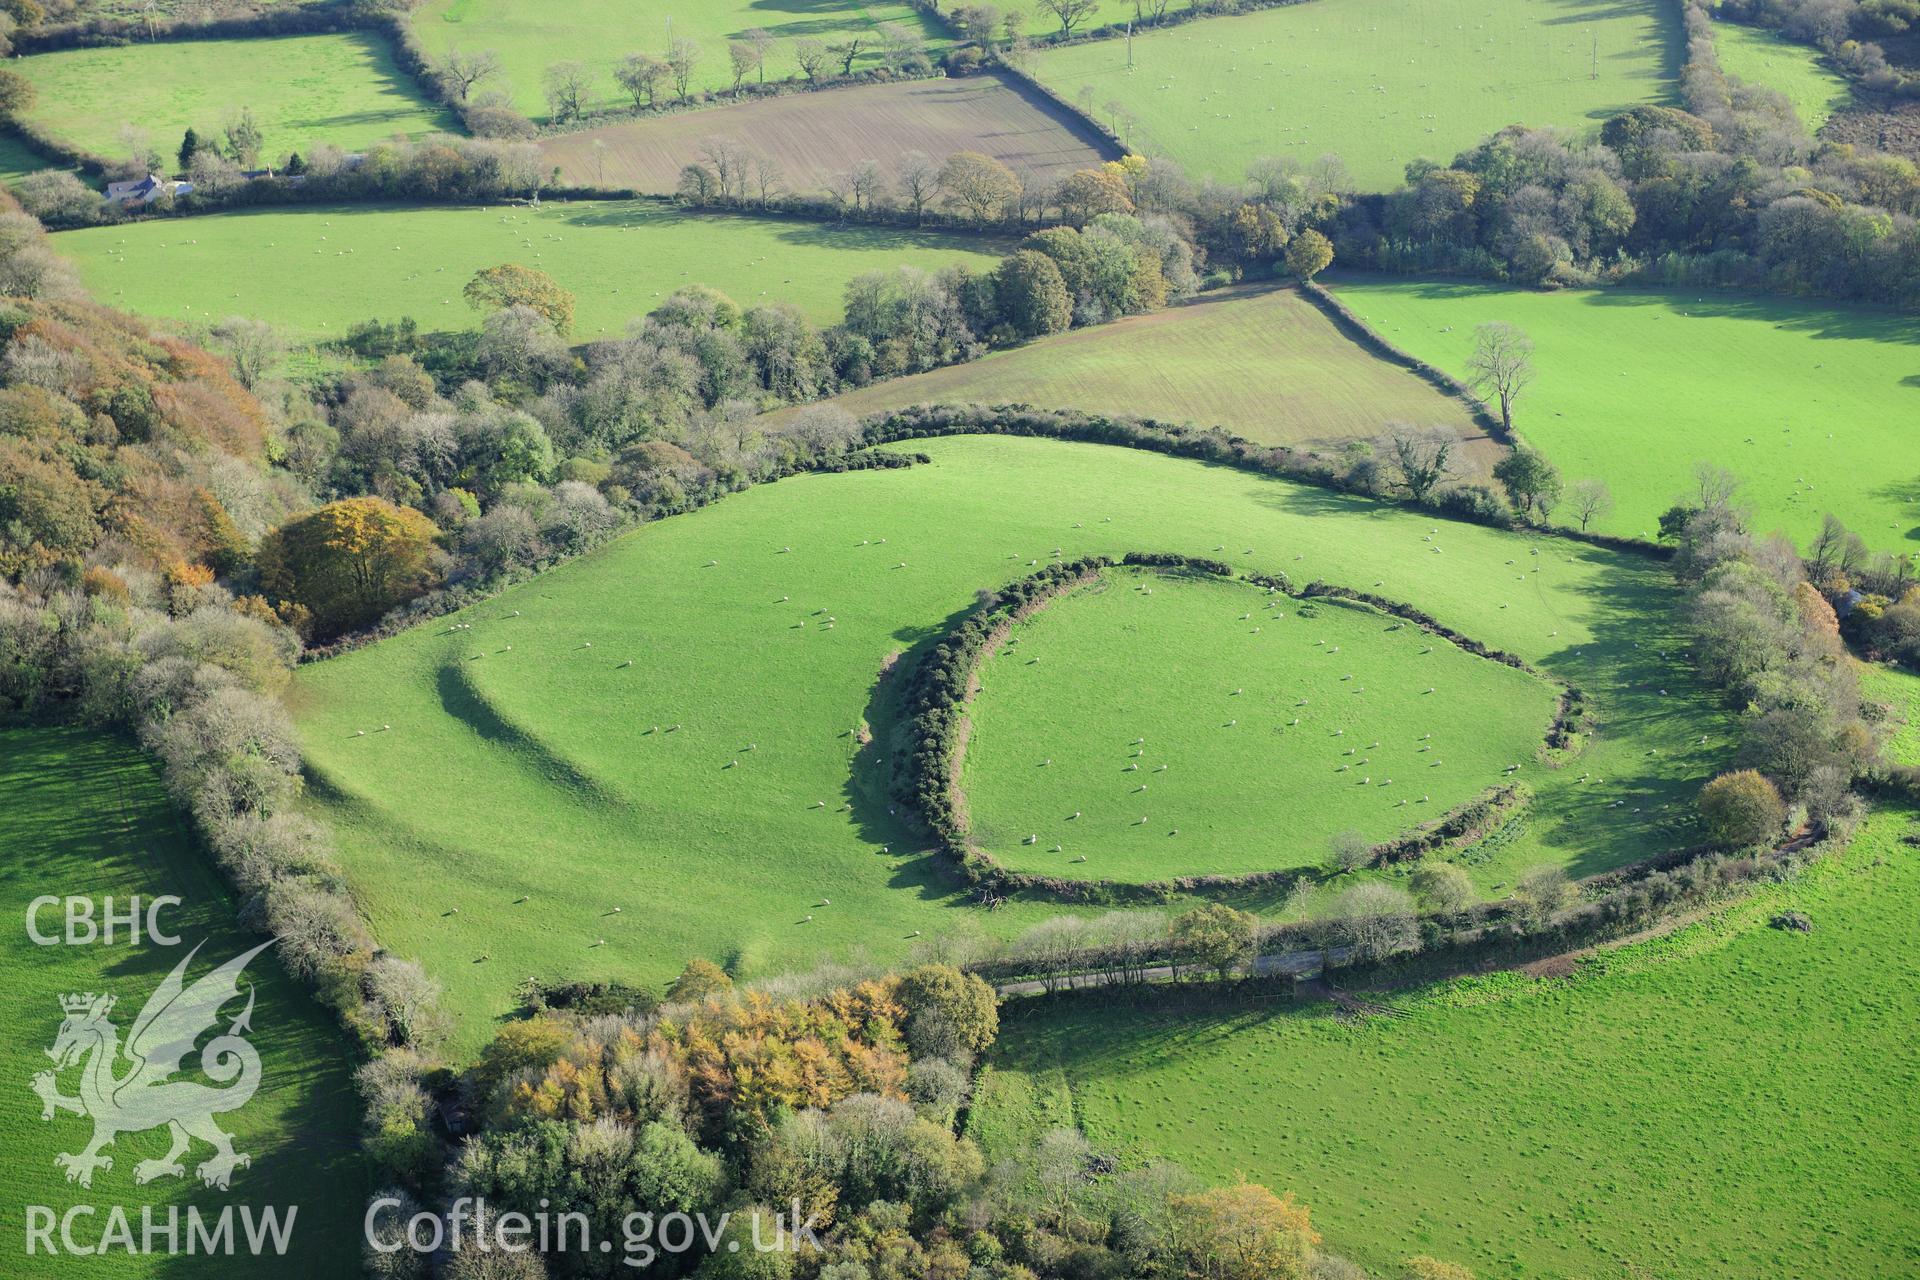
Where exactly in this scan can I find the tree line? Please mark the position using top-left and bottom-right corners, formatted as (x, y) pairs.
(1333, 1), (1920, 307)
(357, 952), (1447, 1280)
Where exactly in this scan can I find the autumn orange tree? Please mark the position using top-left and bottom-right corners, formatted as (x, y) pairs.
(1171, 1183), (1321, 1280)
(257, 496), (441, 638)
(463, 263), (577, 335)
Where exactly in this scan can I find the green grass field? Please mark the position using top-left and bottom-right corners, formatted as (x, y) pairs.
(413, 0), (949, 120)
(294, 434), (1727, 1051)
(1712, 18), (1851, 131)
(971, 805), (1920, 1278)
(0, 132), (66, 190)
(782, 284), (1501, 475)
(1026, 0), (1680, 189)
(12, 33), (452, 164)
(52, 200), (1006, 339)
(0, 727), (363, 1279)
(1330, 276), (1920, 550)
(1860, 660), (1920, 765)
(963, 566), (1559, 881)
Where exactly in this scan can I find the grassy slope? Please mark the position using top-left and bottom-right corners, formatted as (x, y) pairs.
(52, 200), (1006, 339)
(1860, 659), (1920, 763)
(540, 73), (1107, 196)
(1330, 276), (1920, 550)
(0, 133), (66, 189)
(13, 33), (452, 162)
(781, 285), (1500, 474)
(294, 435), (1727, 1052)
(964, 567), (1559, 881)
(971, 806), (1920, 1279)
(413, 0), (949, 120)
(1713, 18), (1852, 131)
(0, 727), (363, 1280)
(1026, 0), (1679, 189)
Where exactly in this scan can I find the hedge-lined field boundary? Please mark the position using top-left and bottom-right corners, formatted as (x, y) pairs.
(894, 552), (1570, 904)
(860, 401), (1673, 560)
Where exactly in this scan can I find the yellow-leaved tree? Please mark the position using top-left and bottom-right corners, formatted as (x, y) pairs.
(258, 496), (440, 639)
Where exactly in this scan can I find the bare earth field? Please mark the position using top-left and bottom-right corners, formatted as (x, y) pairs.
(541, 73), (1114, 196)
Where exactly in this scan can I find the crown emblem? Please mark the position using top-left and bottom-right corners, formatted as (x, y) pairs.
(59, 993), (113, 1015)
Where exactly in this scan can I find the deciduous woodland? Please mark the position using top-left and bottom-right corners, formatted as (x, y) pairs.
(0, 0), (1915, 1277)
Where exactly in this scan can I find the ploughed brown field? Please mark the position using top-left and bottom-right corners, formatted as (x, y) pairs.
(540, 72), (1115, 197)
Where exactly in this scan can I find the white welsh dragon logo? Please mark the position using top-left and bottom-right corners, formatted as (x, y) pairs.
(29, 940), (271, 1191)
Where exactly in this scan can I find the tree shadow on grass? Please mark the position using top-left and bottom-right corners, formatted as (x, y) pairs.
(843, 592), (998, 916)
(1509, 559), (1725, 879)
(991, 993), (1307, 1086)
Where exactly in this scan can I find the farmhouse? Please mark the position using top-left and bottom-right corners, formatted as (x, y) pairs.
(104, 173), (192, 206)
